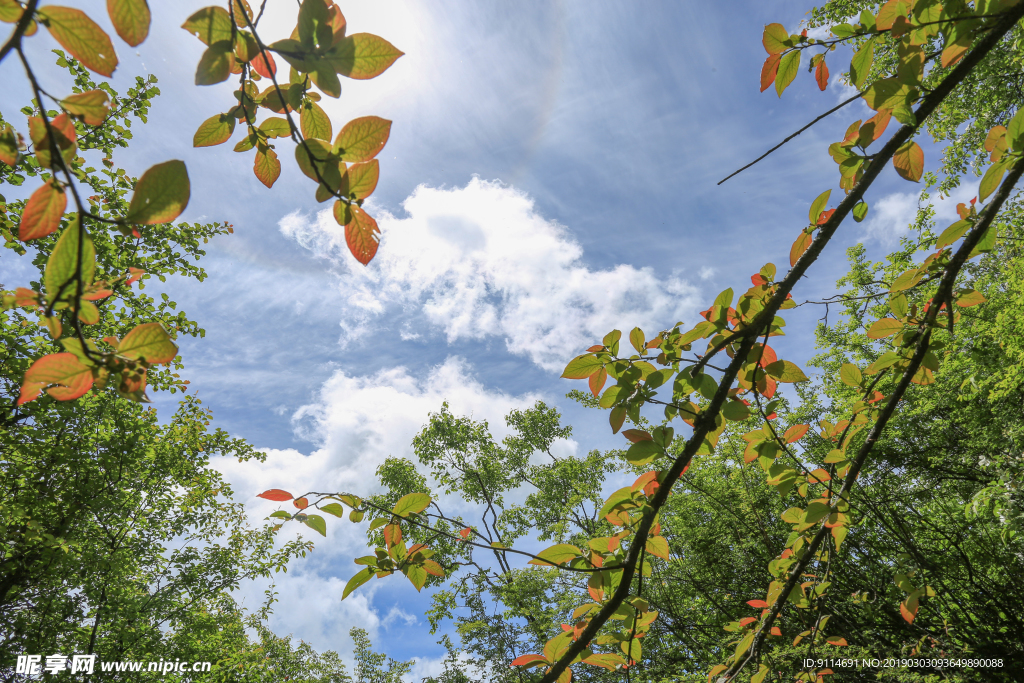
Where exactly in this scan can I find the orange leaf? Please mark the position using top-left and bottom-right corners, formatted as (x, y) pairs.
(333, 115), (391, 162)
(760, 53), (781, 92)
(814, 58), (829, 91)
(61, 89), (111, 125)
(747, 600), (769, 608)
(293, 496), (309, 509)
(790, 232), (812, 267)
(784, 424), (809, 444)
(18, 353), (94, 405)
(892, 141), (924, 182)
(257, 489), (294, 501)
(384, 523), (402, 548)
(770, 627), (782, 636)
(510, 654), (548, 668)
(459, 527), (472, 539)
(588, 367), (607, 397)
(900, 601), (916, 623)
(19, 181), (67, 241)
(253, 146), (281, 188)
(251, 49), (276, 78)
(739, 617), (757, 627)
(333, 202), (380, 265)
(622, 429), (653, 443)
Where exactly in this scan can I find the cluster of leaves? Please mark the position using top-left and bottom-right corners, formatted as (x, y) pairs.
(264, 1), (1024, 682)
(0, 0), (400, 412)
(183, 0), (402, 265)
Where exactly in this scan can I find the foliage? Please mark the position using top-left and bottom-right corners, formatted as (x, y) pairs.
(261, 2), (1024, 682)
(1, 0), (400, 408)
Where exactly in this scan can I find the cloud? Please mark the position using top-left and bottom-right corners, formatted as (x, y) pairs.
(280, 179), (700, 371)
(858, 181), (981, 246)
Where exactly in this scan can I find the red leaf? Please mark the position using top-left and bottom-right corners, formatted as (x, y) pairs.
(763, 377), (777, 400)
(760, 53), (781, 92)
(19, 181), (67, 241)
(816, 208), (835, 226)
(739, 617), (757, 627)
(814, 58), (829, 91)
(251, 49), (276, 78)
(127, 267), (145, 286)
(622, 429), (653, 443)
(751, 273), (767, 286)
(18, 353), (94, 405)
(588, 367), (607, 397)
(510, 654), (548, 667)
(294, 496), (309, 509)
(747, 600), (769, 608)
(257, 489), (294, 501)
(586, 345), (604, 352)
(459, 527), (472, 539)
(770, 626), (782, 636)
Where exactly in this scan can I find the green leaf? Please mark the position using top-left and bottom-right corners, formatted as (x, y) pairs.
(866, 318), (903, 339)
(722, 400), (751, 421)
(392, 492), (431, 517)
(300, 100), (333, 140)
(808, 189), (831, 224)
(561, 354), (603, 379)
(761, 23), (790, 55)
(119, 323), (178, 363)
(181, 6), (233, 46)
(713, 288), (734, 308)
(936, 219), (971, 249)
(839, 363), (862, 388)
(39, 6), (118, 77)
(624, 440), (662, 466)
(258, 116), (292, 139)
(343, 160), (379, 200)
(193, 113), (236, 147)
(45, 216), (95, 304)
(126, 160), (190, 225)
(328, 33), (404, 79)
(405, 564), (428, 591)
(253, 146), (281, 188)
(107, 0), (150, 47)
(629, 327), (646, 353)
(764, 360), (809, 383)
(852, 200), (869, 222)
(303, 514), (326, 536)
(333, 116), (392, 162)
(342, 567), (374, 599)
(889, 293), (908, 318)
(528, 544), (583, 566)
(195, 40), (235, 85)
(774, 50), (799, 97)
(850, 38), (875, 89)
(1008, 108), (1024, 152)
(980, 159), (1010, 202)
(320, 502), (345, 517)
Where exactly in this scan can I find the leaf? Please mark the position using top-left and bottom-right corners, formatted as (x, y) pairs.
(510, 654), (548, 668)
(790, 231), (812, 266)
(405, 564), (428, 591)
(119, 322), (178, 363)
(342, 567), (374, 599)
(392, 492), (431, 517)
(760, 53), (781, 92)
(19, 181), (66, 241)
(941, 31), (972, 68)
(645, 535), (670, 560)
(193, 112), (236, 147)
(39, 6), (118, 77)
(850, 38), (875, 89)
(107, 0), (150, 47)
(609, 405), (626, 433)
(751, 664), (770, 683)
(814, 57), (829, 91)
(582, 653), (625, 671)
(936, 219), (971, 249)
(343, 160), (379, 199)
(253, 146), (281, 188)
(29, 114), (77, 169)
(892, 141), (924, 182)
(329, 33), (404, 79)
(45, 217), (95, 304)
(775, 50), (799, 97)
(259, 116), (292, 139)
(761, 23), (789, 54)
(61, 90), (111, 125)
(783, 424), (809, 443)
(195, 41), (235, 85)
(336, 203), (380, 265)
(18, 353), (94, 404)
(257, 489), (294, 501)
(722, 400), (751, 422)
(852, 201), (869, 222)
(808, 189), (831, 224)
(303, 514), (326, 536)
(629, 326), (646, 353)
(980, 159), (1010, 202)
(181, 6), (233, 46)
(528, 544), (582, 566)
(561, 354), (603, 379)
(955, 289), (986, 307)
(826, 636), (848, 646)
(1008, 108), (1024, 152)
(589, 368), (607, 397)
(866, 318), (903, 339)
(764, 360), (809, 383)
(839, 363), (862, 388)
(126, 160), (190, 225)
(333, 116), (391, 162)
(625, 441), (662, 466)
(747, 599), (769, 608)
(251, 49), (277, 78)
(0, 124), (18, 166)
(300, 101), (333, 140)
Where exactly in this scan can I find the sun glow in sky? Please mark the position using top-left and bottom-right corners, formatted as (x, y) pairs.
(0, 0), (982, 676)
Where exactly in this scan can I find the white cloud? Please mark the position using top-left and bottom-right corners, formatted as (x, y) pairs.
(280, 179), (700, 371)
(859, 181), (981, 246)
(216, 356), (559, 654)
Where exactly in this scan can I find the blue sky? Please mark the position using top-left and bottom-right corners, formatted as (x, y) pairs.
(0, 0), (984, 676)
